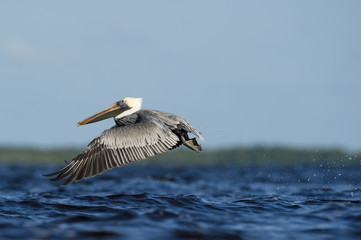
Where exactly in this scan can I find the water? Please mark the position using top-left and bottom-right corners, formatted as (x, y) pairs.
(0, 163), (360, 239)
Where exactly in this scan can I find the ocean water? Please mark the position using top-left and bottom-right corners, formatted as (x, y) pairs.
(0, 163), (360, 240)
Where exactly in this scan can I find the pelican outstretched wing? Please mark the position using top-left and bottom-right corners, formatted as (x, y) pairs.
(44, 121), (180, 186)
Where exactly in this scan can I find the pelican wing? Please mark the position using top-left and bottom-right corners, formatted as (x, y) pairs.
(44, 121), (180, 186)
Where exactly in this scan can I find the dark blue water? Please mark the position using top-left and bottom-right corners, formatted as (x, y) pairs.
(0, 163), (360, 239)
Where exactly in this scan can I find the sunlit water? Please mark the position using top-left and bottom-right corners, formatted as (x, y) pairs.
(0, 164), (360, 239)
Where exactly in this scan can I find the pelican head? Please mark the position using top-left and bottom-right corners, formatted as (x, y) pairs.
(77, 97), (143, 126)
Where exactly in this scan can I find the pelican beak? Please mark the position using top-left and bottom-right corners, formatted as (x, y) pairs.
(77, 102), (129, 126)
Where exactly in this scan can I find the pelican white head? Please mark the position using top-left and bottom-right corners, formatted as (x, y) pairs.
(115, 97), (143, 120)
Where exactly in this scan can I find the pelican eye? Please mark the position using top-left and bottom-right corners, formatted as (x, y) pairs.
(117, 100), (126, 106)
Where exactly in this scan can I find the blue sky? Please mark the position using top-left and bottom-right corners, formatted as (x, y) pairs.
(0, 1), (360, 151)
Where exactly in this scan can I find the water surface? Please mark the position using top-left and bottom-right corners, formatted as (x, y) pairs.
(0, 164), (360, 239)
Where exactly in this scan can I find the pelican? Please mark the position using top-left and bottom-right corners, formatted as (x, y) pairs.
(44, 97), (203, 186)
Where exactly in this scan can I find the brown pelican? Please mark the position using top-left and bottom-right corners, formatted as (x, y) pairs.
(44, 97), (203, 186)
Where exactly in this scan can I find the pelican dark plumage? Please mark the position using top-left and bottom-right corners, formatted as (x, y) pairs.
(44, 97), (204, 186)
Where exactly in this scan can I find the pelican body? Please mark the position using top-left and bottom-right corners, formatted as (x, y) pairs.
(44, 97), (203, 186)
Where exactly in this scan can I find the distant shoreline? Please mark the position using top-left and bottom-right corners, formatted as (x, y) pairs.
(0, 146), (359, 166)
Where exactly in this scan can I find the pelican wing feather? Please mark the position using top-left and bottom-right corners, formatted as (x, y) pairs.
(44, 118), (180, 186)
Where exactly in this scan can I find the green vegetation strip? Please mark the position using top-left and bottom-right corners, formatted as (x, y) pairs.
(0, 146), (360, 166)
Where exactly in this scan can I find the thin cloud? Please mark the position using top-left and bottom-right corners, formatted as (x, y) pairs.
(1, 41), (55, 62)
